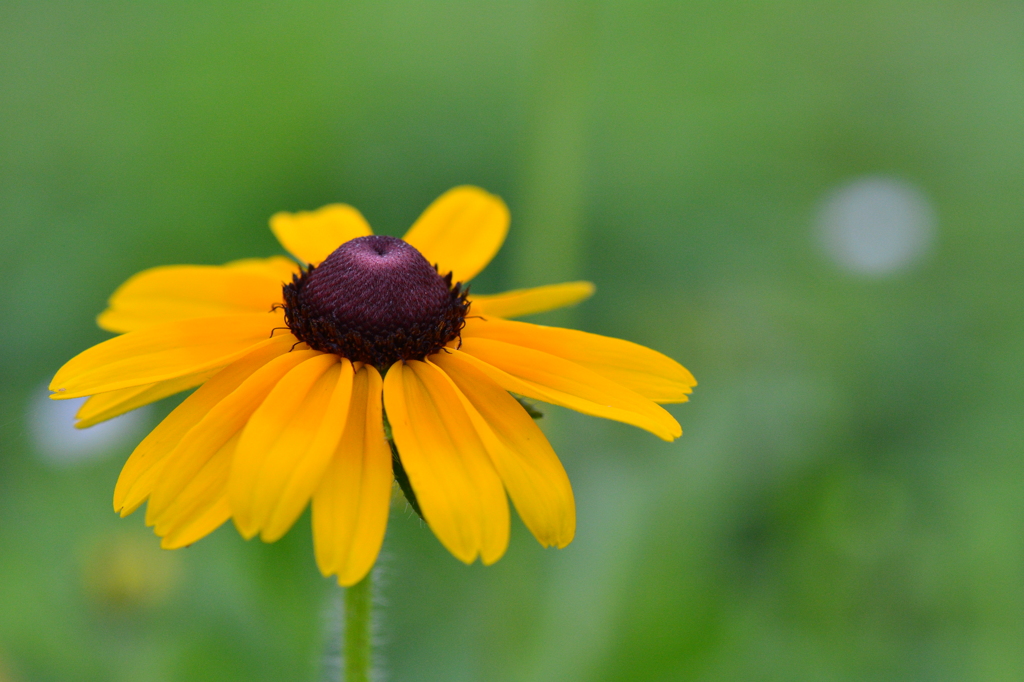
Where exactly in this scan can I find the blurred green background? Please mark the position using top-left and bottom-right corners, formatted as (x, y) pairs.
(2, 1), (1024, 680)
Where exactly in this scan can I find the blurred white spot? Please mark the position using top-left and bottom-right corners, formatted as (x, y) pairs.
(816, 176), (936, 275)
(28, 385), (150, 466)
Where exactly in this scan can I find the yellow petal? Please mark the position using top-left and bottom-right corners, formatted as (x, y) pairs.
(112, 335), (296, 516)
(383, 360), (509, 565)
(312, 366), (393, 586)
(152, 433), (240, 549)
(270, 204), (373, 266)
(430, 352), (575, 548)
(74, 369), (218, 429)
(469, 281), (595, 319)
(145, 349), (321, 527)
(51, 312), (284, 399)
(97, 261), (291, 333)
(462, 317), (696, 403)
(230, 354), (355, 542)
(160, 496), (232, 550)
(225, 255), (301, 283)
(455, 339), (682, 441)
(402, 186), (509, 284)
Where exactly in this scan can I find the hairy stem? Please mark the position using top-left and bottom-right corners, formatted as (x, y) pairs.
(345, 573), (372, 682)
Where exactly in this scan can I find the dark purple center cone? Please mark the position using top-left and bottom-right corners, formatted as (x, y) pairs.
(281, 235), (469, 367)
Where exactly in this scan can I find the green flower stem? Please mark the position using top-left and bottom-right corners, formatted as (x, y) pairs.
(345, 572), (372, 682)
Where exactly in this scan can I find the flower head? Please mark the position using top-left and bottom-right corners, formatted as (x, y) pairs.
(281, 234), (470, 367)
(51, 186), (695, 585)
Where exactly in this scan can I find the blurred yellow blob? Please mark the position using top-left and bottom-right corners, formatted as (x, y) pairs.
(81, 532), (180, 614)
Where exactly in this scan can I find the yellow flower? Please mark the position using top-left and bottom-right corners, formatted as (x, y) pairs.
(50, 186), (696, 585)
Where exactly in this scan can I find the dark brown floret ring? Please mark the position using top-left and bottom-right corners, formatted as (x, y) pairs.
(281, 235), (469, 370)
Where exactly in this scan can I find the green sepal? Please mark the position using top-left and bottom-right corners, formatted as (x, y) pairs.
(382, 408), (423, 519)
(514, 395), (544, 420)
(389, 439), (423, 520)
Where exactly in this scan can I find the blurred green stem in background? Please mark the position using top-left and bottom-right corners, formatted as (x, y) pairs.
(513, 0), (596, 326)
(345, 573), (372, 682)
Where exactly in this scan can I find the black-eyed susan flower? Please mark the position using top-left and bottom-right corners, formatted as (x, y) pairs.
(51, 186), (695, 586)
